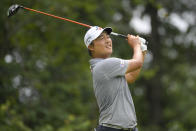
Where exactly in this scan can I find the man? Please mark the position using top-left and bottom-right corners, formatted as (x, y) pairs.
(84, 26), (147, 131)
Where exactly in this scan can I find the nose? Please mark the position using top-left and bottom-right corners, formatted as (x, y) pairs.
(106, 38), (111, 45)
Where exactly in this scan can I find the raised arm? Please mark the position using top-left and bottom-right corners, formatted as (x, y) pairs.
(125, 51), (146, 83)
(125, 34), (143, 74)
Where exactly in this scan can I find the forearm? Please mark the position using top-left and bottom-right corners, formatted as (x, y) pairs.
(125, 45), (143, 73)
(125, 35), (145, 74)
(126, 51), (146, 83)
(132, 44), (143, 64)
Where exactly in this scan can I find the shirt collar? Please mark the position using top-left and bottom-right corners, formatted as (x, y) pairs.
(89, 58), (104, 69)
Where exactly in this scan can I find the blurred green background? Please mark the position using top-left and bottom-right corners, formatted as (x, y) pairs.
(1, 0), (196, 131)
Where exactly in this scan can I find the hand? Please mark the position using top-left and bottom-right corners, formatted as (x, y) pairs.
(127, 34), (141, 48)
(141, 42), (147, 52)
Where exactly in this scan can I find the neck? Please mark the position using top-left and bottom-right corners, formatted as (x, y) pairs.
(92, 54), (110, 59)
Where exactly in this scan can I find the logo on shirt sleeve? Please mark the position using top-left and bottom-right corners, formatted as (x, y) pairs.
(120, 60), (125, 67)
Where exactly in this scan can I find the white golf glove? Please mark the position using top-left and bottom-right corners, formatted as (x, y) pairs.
(139, 37), (147, 52)
(141, 42), (147, 52)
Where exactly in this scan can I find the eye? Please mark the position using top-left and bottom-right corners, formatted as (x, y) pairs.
(106, 35), (110, 39)
(100, 36), (104, 40)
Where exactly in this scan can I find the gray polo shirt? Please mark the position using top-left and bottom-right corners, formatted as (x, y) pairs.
(90, 57), (137, 129)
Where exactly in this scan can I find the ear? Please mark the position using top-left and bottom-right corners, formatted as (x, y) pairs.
(88, 44), (94, 51)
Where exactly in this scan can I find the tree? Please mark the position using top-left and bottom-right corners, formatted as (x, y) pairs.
(0, 0), (196, 130)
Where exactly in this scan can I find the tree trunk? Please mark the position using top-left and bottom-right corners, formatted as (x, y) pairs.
(146, 3), (163, 127)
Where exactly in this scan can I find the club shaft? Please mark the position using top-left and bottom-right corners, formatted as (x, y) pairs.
(22, 7), (92, 28)
(22, 6), (147, 43)
(23, 7), (126, 38)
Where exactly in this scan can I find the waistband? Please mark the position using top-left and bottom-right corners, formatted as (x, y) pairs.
(100, 124), (137, 131)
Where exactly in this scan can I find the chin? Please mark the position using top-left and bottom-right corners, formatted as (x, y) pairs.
(107, 51), (112, 57)
(100, 49), (113, 58)
(109, 49), (113, 54)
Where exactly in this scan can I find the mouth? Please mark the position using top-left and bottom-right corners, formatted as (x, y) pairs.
(105, 43), (112, 49)
(106, 46), (112, 49)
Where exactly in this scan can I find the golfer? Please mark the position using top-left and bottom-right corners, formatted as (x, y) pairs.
(84, 26), (147, 131)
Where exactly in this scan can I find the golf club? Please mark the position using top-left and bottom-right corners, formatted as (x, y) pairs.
(7, 4), (147, 44)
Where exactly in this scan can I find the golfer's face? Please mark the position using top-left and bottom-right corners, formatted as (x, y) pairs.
(93, 32), (112, 58)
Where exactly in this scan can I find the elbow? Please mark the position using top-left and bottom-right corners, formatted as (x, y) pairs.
(126, 59), (143, 74)
(125, 73), (139, 84)
(136, 60), (143, 69)
(127, 79), (136, 84)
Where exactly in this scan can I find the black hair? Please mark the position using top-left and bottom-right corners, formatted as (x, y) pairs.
(88, 49), (92, 57)
(88, 42), (94, 57)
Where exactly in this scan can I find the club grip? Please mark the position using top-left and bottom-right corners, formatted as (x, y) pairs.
(116, 34), (127, 38)
(111, 32), (148, 45)
(111, 32), (127, 38)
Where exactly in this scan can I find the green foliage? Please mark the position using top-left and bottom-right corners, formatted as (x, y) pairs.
(1, 0), (196, 131)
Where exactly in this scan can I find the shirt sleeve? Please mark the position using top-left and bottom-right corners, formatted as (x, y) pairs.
(101, 57), (129, 78)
